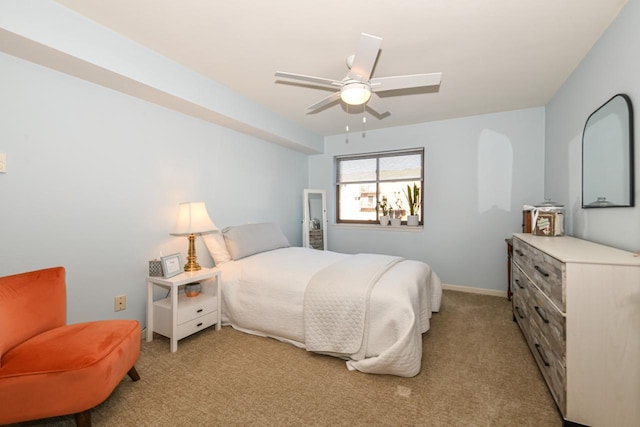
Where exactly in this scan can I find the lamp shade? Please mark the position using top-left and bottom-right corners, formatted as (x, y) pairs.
(340, 82), (371, 106)
(171, 202), (217, 236)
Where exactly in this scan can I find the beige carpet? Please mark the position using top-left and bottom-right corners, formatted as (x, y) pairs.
(14, 290), (562, 426)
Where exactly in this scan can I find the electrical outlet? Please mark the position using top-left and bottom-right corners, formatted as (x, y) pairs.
(114, 295), (126, 312)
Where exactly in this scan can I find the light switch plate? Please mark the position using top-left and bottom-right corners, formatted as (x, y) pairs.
(0, 153), (6, 173)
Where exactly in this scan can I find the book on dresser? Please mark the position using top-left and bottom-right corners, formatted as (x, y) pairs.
(510, 233), (640, 427)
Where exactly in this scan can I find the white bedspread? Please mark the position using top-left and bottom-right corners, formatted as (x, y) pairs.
(218, 247), (442, 377)
(304, 254), (402, 355)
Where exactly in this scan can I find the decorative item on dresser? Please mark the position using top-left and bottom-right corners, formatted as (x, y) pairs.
(522, 199), (565, 236)
(511, 233), (640, 427)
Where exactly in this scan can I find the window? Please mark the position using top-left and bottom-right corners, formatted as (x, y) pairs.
(335, 148), (424, 224)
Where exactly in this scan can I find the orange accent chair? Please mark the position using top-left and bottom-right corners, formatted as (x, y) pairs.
(0, 267), (141, 426)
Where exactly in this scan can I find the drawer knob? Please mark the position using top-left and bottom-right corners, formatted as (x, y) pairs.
(197, 309), (203, 313)
(515, 249), (524, 256)
(515, 279), (524, 289)
(535, 343), (551, 367)
(534, 306), (550, 323)
(196, 322), (203, 327)
(534, 265), (550, 277)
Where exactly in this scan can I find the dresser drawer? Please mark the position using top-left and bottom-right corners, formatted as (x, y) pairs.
(511, 265), (530, 330)
(512, 291), (530, 338)
(511, 264), (531, 300)
(512, 238), (565, 311)
(526, 320), (567, 415)
(527, 279), (566, 365)
(512, 261), (567, 414)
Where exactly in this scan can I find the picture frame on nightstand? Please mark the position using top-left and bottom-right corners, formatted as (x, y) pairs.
(160, 253), (183, 278)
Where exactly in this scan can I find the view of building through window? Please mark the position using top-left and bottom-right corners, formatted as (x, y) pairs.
(335, 149), (423, 224)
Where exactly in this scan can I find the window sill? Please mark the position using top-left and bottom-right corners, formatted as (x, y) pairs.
(332, 223), (423, 232)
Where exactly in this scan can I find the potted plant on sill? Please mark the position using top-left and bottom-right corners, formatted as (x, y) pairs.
(403, 183), (421, 226)
(377, 196), (390, 226)
(390, 193), (404, 226)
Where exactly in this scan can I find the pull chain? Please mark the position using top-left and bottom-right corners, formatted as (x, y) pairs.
(345, 103), (350, 143)
(362, 114), (366, 138)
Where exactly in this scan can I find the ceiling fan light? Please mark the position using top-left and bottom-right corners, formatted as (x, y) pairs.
(340, 83), (371, 105)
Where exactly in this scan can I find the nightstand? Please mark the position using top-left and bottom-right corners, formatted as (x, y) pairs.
(146, 268), (221, 352)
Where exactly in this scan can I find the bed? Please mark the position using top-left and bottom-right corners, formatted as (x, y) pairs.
(203, 222), (442, 377)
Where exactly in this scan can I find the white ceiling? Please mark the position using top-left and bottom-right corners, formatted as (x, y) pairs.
(54, 0), (627, 137)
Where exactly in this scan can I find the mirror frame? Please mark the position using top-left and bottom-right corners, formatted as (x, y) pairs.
(582, 93), (635, 208)
(302, 189), (327, 250)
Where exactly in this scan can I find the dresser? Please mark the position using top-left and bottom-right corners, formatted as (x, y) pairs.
(308, 229), (324, 250)
(511, 233), (640, 427)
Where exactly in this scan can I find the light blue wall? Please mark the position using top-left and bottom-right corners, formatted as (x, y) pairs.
(310, 108), (545, 292)
(0, 52), (308, 325)
(545, 0), (640, 252)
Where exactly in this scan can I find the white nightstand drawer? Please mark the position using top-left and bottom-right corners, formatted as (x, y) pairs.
(175, 311), (218, 340)
(153, 305), (218, 340)
(154, 293), (217, 324)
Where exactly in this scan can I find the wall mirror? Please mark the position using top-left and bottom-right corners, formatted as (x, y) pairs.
(302, 189), (327, 250)
(582, 93), (634, 208)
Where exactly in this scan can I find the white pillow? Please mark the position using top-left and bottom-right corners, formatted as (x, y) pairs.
(202, 232), (231, 265)
(223, 223), (290, 260)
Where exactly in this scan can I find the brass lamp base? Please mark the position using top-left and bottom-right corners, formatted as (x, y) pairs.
(184, 233), (202, 271)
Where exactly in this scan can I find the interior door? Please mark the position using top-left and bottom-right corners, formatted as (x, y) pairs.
(302, 189), (327, 250)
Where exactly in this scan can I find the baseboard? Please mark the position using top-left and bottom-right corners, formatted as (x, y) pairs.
(441, 283), (507, 298)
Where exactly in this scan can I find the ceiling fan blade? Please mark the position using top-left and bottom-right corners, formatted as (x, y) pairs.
(347, 33), (382, 81)
(366, 93), (389, 115)
(275, 71), (342, 88)
(371, 72), (442, 92)
(307, 92), (342, 112)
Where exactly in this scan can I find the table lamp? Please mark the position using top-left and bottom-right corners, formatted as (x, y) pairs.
(171, 202), (217, 271)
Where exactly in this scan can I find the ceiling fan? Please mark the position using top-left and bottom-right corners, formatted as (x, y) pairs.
(275, 33), (442, 115)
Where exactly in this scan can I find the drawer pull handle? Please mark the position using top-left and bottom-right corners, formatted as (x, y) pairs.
(515, 249), (524, 256)
(535, 343), (551, 367)
(534, 306), (549, 323)
(515, 306), (525, 319)
(515, 279), (524, 289)
(534, 265), (550, 277)
(196, 322), (203, 328)
(197, 309), (203, 313)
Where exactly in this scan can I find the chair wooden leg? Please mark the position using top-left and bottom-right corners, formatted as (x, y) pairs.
(127, 365), (140, 382)
(72, 367), (138, 427)
(74, 409), (91, 427)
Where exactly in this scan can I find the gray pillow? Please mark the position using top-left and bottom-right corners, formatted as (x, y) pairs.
(223, 223), (290, 260)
